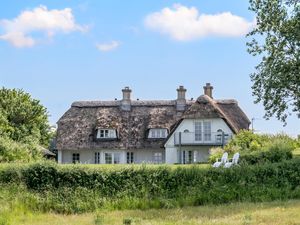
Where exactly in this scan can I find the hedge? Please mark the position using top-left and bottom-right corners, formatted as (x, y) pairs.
(0, 160), (300, 213)
(239, 148), (293, 165)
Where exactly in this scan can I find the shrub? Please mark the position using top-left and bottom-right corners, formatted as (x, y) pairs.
(0, 136), (42, 163)
(225, 130), (266, 152)
(208, 147), (224, 163)
(218, 131), (297, 165)
(0, 160), (300, 213)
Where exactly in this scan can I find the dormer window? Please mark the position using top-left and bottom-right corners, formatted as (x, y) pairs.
(148, 129), (168, 139)
(96, 129), (117, 139)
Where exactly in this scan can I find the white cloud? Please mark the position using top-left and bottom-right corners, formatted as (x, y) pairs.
(0, 5), (88, 47)
(145, 4), (255, 41)
(96, 41), (120, 52)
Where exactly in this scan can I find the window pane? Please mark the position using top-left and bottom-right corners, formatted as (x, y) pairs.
(188, 151), (193, 164)
(195, 122), (202, 141)
(72, 153), (80, 163)
(114, 153), (121, 164)
(95, 152), (100, 164)
(149, 129), (168, 139)
(127, 152), (134, 164)
(105, 153), (112, 164)
(203, 122), (211, 141)
(154, 152), (162, 164)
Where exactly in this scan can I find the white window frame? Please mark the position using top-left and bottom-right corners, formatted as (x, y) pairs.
(194, 121), (202, 141)
(148, 129), (168, 139)
(194, 120), (212, 142)
(153, 152), (163, 164)
(72, 153), (80, 164)
(127, 152), (134, 164)
(95, 152), (100, 164)
(203, 121), (212, 142)
(97, 129), (117, 139)
(104, 152), (121, 164)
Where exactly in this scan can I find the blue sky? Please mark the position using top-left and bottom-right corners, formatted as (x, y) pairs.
(0, 0), (299, 136)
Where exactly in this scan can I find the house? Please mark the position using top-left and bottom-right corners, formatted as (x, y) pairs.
(56, 83), (250, 164)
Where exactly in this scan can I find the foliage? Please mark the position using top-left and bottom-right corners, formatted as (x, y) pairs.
(1, 199), (300, 225)
(209, 131), (297, 164)
(0, 87), (50, 146)
(247, 0), (300, 123)
(0, 136), (42, 163)
(224, 130), (267, 152)
(0, 160), (300, 213)
(208, 147), (224, 164)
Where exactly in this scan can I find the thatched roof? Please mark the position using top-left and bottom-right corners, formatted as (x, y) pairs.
(56, 96), (250, 150)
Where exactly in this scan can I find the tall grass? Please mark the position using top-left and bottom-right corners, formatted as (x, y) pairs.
(0, 159), (300, 214)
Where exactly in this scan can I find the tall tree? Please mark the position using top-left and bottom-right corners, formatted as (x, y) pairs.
(247, 0), (300, 124)
(0, 88), (51, 146)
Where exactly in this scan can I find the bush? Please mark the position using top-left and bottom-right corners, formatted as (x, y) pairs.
(225, 130), (267, 152)
(212, 131), (297, 165)
(0, 136), (42, 163)
(0, 160), (300, 213)
(208, 147), (224, 163)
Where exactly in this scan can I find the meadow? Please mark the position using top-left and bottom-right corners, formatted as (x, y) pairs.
(1, 200), (300, 225)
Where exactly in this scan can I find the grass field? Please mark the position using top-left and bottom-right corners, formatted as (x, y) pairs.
(1, 200), (299, 225)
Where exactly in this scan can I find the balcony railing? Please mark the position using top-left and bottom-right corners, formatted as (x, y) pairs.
(174, 132), (232, 146)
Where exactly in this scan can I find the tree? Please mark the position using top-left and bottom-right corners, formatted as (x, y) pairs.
(247, 0), (300, 124)
(0, 88), (51, 146)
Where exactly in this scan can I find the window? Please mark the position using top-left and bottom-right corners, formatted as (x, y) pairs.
(96, 129), (117, 139)
(105, 153), (112, 164)
(105, 152), (121, 164)
(148, 129), (168, 139)
(188, 151), (193, 164)
(95, 152), (100, 164)
(153, 152), (163, 164)
(114, 153), (121, 164)
(183, 150), (194, 164)
(194, 122), (202, 141)
(183, 129), (190, 133)
(72, 153), (80, 164)
(203, 121), (211, 141)
(127, 152), (134, 164)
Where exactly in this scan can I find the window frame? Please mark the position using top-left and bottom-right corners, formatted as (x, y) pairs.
(203, 121), (212, 142)
(104, 152), (122, 164)
(194, 121), (202, 141)
(148, 129), (168, 139)
(96, 128), (117, 140)
(153, 152), (163, 164)
(72, 153), (80, 164)
(95, 152), (100, 164)
(127, 152), (134, 164)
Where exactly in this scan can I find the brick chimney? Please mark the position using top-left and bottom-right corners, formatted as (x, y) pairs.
(203, 83), (213, 98)
(121, 86), (131, 111)
(176, 85), (187, 111)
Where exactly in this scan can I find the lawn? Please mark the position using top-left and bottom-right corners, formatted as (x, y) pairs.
(2, 200), (300, 225)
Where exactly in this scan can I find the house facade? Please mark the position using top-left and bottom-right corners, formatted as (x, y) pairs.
(56, 84), (250, 164)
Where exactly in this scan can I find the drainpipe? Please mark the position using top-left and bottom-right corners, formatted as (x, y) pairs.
(179, 132), (182, 164)
(221, 131), (225, 148)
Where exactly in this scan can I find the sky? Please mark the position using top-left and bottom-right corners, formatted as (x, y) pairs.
(0, 0), (299, 136)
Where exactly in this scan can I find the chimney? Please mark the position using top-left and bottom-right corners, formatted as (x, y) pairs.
(203, 83), (213, 98)
(121, 86), (131, 111)
(176, 85), (187, 111)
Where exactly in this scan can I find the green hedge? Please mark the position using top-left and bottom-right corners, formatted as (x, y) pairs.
(0, 160), (300, 213)
(240, 148), (293, 165)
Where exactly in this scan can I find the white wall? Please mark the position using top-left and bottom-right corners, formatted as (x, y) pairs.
(165, 147), (178, 164)
(165, 118), (233, 148)
(60, 149), (165, 164)
(164, 118), (233, 163)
